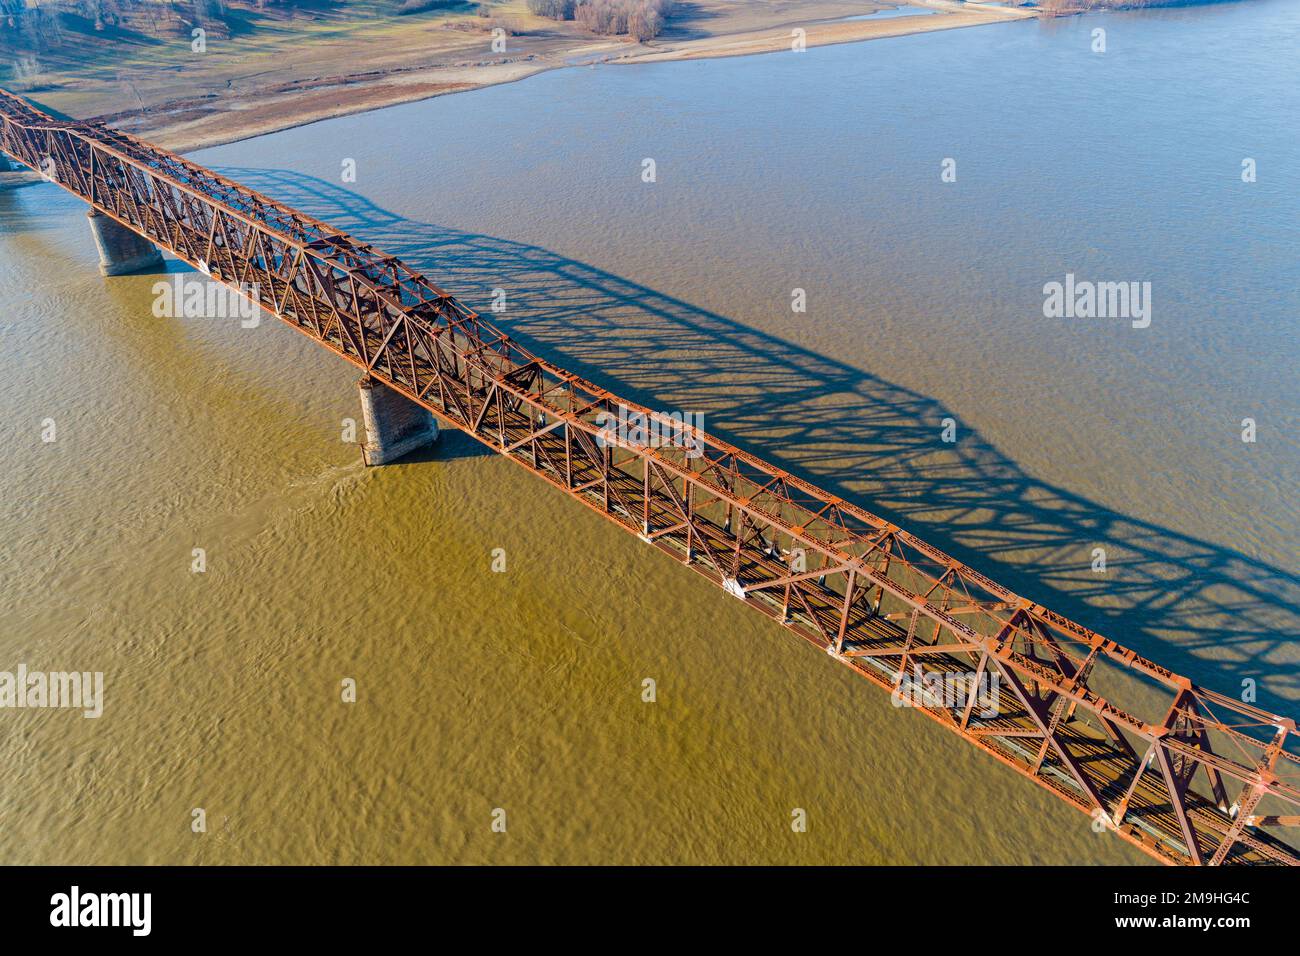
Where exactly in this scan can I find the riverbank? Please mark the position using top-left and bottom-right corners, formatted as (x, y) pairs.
(621, 1), (1035, 64)
(7, 1), (1037, 155)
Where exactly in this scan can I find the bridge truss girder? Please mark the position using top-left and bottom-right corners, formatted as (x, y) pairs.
(3, 87), (1297, 866)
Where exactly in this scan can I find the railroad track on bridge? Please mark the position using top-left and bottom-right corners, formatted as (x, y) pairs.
(3, 87), (1297, 866)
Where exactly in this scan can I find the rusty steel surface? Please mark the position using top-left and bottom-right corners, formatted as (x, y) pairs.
(3, 87), (1297, 866)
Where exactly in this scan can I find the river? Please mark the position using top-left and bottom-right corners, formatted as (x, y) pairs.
(1, 0), (1296, 864)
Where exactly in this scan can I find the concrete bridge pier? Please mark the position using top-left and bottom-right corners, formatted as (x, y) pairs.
(359, 375), (439, 465)
(87, 209), (164, 276)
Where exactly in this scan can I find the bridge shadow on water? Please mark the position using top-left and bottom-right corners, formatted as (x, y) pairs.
(228, 167), (1300, 712)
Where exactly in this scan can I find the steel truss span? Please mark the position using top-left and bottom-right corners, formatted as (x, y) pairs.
(3, 87), (1296, 866)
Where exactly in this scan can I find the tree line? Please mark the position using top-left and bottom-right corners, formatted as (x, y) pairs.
(526, 0), (675, 41)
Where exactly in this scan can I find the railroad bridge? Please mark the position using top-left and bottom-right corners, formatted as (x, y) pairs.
(3, 87), (1297, 866)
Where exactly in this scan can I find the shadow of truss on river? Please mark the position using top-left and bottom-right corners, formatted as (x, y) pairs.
(230, 167), (1300, 712)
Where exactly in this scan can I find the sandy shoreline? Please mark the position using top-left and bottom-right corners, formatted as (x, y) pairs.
(114, 60), (563, 156)
(622, 1), (1035, 64)
(58, 2), (1037, 156)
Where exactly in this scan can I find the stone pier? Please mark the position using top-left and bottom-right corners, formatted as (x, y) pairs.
(87, 210), (164, 276)
(359, 375), (439, 466)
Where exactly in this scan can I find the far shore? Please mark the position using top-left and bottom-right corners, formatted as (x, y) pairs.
(5, 1), (1039, 157)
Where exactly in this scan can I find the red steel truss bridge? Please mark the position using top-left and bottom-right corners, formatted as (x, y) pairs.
(3, 87), (1298, 867)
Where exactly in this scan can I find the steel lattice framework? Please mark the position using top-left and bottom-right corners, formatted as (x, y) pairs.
(3, 87), (1297, 866)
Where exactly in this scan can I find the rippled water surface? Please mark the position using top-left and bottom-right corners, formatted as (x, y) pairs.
(2, 0), (1297, 864)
